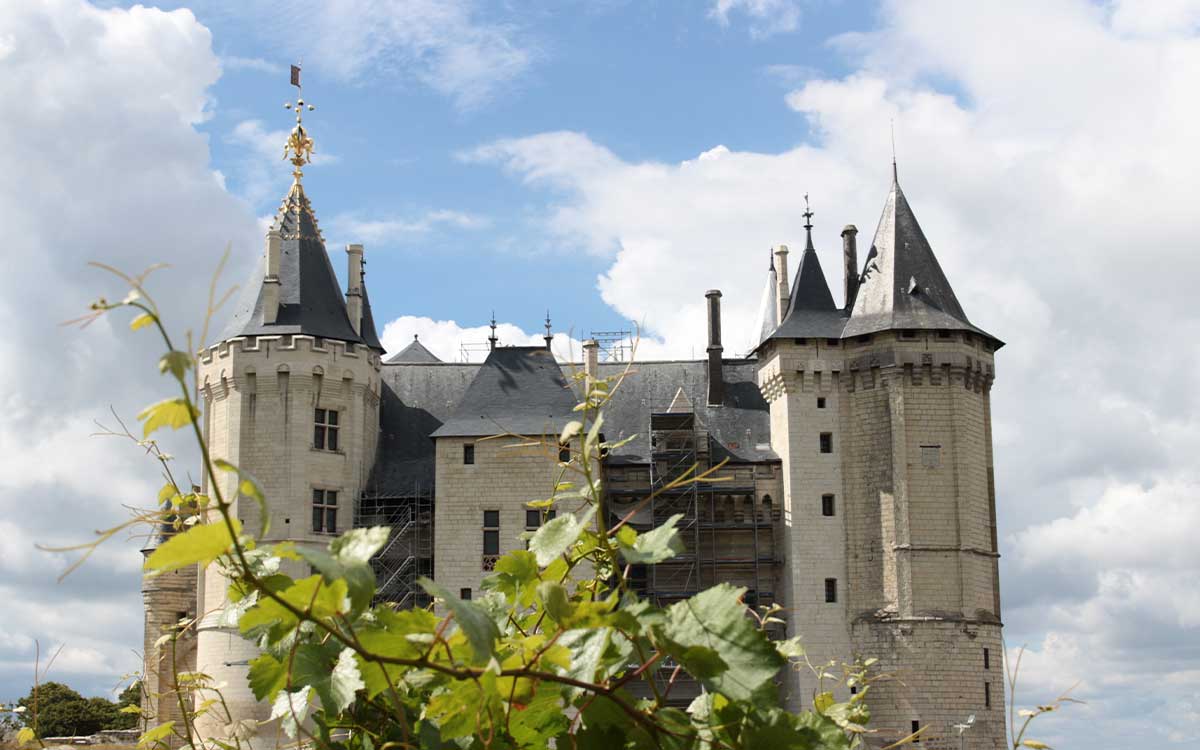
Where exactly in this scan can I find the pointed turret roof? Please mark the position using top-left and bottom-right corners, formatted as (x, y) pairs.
(388, 335), (442, 364)
(359, 283), (383, 351)
(220, 181), (366, 346)
(752, 252), (779, 346)
(761, 218), (847, 343)
(843, 172), (999, 344)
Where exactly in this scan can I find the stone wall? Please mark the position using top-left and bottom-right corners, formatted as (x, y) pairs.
(140, 553), (196, 744)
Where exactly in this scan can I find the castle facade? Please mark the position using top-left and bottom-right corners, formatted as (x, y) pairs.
(142, 130), (1005, 748)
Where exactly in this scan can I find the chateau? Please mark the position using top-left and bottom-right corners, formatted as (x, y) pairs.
(142, 99), (1006, 749)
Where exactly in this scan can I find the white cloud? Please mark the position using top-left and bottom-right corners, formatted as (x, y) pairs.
(379, 315), (590, 364)
(327, 210), (489, 244)
(220, 55), (283, 74)
(217, 0), (533, 110)
(0, 0), (256, 699)
(469, 2), (1200, 745)
(709, 0), (803, 37)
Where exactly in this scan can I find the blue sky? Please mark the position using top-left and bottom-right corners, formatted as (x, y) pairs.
(3, 2), (1200, 749)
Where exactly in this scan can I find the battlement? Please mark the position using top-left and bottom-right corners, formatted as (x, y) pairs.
(200, 334), (380, 366)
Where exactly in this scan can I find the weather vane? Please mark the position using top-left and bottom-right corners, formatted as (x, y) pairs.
(282, 62), (316, 183)
(803, 192), (814, 231)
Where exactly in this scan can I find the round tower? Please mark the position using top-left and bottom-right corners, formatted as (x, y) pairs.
(140, 517), (198, 742)
(755, 178), (1006, 749)
(190, 88), (383, 747)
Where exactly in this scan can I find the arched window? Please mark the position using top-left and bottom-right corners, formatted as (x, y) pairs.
(761, 494), (773, 522)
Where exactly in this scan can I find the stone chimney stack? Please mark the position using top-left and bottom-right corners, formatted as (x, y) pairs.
(773, 245), (790, 322)
(583, 339), (599, 389)
(706, 289), (724, 406)
(262, 229), (282, 325)
(841, 225), (859, 310)
(345, 244), (364, 335)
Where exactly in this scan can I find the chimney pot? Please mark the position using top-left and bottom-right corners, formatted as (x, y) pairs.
(583, 339), (599, 389)
(841, 225), (859, 311)
(774, 245), (790, 322)
(705, 290), (724, 406)
(345, 244), (365, 335)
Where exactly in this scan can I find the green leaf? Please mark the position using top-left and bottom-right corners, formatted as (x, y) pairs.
(144, 518), (241, 574)
(295, 544), (376, 616)
(330, 526), (391, 564)
(618, 513), (685, 564)
(1022, 742), (1052, 749)
(559, 420), (583, 444)
(130, 312), (155, 331)
(213, 460), (270, 537)
(419, 577), (499, 664)
(584, 411), (604, 451)
(509, 684), (570, 749)
(329, 646), (365, 711)
(657, 583), (785, 701)
(776, 636), (806, 659)
(247, 653), (287, 702)
(813, 691), (834, 714)
(158, 350), (193, 381)
(528, 506), (595, 566)
(137, 398), (199, 438)
(677, 645), (729, 678)
(138, 722), (175, 746)
(15, 727), (34, 747)
(291, 643), (363, 714)
(269, 688), (312, 740)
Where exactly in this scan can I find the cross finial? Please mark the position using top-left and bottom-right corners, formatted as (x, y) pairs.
(802, 193), (815, 250)
(544, 310), (554, 350)
(890, 118), (898, 182)
(282, 62), (317, 184)
(488, 312), (498, 351)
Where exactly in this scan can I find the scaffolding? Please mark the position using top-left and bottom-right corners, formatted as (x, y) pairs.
(588, 329), (633, 362)
(356, 486), (434, 609)
(605, 402), (783, 705)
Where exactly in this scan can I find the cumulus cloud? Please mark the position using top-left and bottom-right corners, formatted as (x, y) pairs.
(327, 210), (489, 244)
(379, 315), (600, 364)
(467, 2), (1200, 745)
(0, 0), (256, 699)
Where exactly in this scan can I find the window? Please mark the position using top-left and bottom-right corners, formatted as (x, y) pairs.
(795, 338), (808, 345)
(314, 408), (339, 451)
(312, 489), (337, 533)
(463, 443), (475, 465)
(817, 397), (826, 409)
(460, 588), (472, 601)
(483, 510), (500, 562)
(824, 578), (838, 603)
(558, 445), (571, 463)
(525, 508), (557, 530)
(937, 330), (952, 339)
(984, 681), (991, 708)
(825, 338), (840, 347)
(900, 329), (917, 340)
(849, 685), (858, 695)
(822, 494), (836, 517)
(911, 721), (921, 742)
(920, 445), (941, 468)
(983, 648), (990, 670)
(819, 433), (833, 454)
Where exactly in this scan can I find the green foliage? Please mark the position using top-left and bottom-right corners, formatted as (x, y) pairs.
(14, 682), (137, 738)
(143, 517), (241, 574)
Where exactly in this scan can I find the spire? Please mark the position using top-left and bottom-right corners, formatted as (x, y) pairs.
(488, 313), (498, 351)
(753, 251), (779, 345)
(843, 166), (999, 344)
(218, 71), (364, 347)
(283, 65), (316, 186)
(544, 311), (554, 350)
(803, 193), (815, 251)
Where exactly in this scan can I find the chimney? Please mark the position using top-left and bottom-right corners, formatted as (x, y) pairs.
(705, 289), (724, 406)
(262, 229), (282, 324)
(345, 244), (364, 335)
(583, 339), (599, 389)
(773, 245), (790, 322)
(841, 225), (858, 310)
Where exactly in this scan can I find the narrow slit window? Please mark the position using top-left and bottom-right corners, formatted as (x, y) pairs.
(912, 721), (921, 742)
(558, 445), (571, 463)
(312, 489), (338, 534)
(463, 443), (475, 465)
(817, 396), (827, 409)
(314, 408), (339, 451)
(824, 578), (838, 603)
(483, 510), (500, 558)
(821, 494), (836, 517)
(983, 647), (990, 670)
(985, 681), (991, 708)
(460, 588), (472, 600)
(819, 432), (833, 454)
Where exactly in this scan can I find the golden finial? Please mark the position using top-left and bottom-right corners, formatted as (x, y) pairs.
(282, 63), (315, 184)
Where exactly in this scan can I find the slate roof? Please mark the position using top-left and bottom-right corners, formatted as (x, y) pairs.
(752, 254), (779, 346)
(220, 182), (367, 346)
(366, 352), (777, 497)
(843, 172), (1001, 345)
(359, 285), (383, 351)
(761, 230), (848, 345)
(388, 336), (442, 364)
(430, 347), (578, 438)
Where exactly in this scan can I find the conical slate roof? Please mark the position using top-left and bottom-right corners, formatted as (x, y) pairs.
(843, 172), (999, 344)
(220, 181), (365, 345)
(388, 335), (442, 364)
(766, 227), (847, 341)
(359, 284), (383, 351)
(752, 253), (779, 346)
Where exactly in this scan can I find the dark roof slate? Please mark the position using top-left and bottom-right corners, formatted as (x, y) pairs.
(358, 284), (383, 351)
(429, 347), (578, 438)
(765, 236), (848, 342)
(843, 174), (1001, 344)
(753, 257), (779, 346)
(388, 336), (442, 364)
(220, 182), (364, 345)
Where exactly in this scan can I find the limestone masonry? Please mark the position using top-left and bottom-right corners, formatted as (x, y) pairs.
(141, 152), (1006, 748)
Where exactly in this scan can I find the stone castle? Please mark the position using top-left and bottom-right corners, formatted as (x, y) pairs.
(141, 99), (1006, 749)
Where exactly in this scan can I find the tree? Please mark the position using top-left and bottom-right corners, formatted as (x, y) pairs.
(17, 682), (98, 738)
